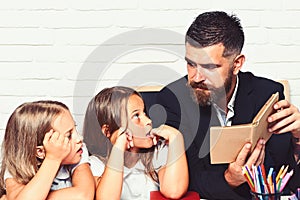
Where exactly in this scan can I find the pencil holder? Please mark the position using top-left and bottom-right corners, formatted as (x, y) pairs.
(250, 191), (282, 200)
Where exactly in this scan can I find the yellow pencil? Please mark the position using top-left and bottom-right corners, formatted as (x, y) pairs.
(242, 167), (255, 191)
(276, 165), (285, 183)
(279, 165), (289, 183)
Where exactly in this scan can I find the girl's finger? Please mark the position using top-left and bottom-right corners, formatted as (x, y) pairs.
(118, 127), (126, 136)
(129, 140), (134, 147)
(63, 136), (70, 145)
(153, 136), (157, 145)
(50, 131), (60, 141)
(43, 130), (54, 142)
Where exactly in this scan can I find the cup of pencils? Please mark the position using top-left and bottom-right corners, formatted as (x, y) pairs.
(242, 164), (293, 200)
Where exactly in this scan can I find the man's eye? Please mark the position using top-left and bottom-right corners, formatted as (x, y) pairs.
(202, 64), (218, 69)
(187, 61), (197, 68)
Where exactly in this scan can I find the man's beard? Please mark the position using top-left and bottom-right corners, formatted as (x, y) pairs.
(189, 70), (234, 106)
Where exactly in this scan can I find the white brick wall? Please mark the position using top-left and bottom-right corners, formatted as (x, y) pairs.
(0, 0), (300, 144)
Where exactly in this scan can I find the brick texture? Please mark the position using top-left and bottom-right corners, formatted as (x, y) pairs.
(0, 0), (300, 142)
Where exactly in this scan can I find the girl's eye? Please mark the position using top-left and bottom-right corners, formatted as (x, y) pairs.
(66, 131), (73, 139)
(133, 113), (140, 119)
(68, 133), (72, 139)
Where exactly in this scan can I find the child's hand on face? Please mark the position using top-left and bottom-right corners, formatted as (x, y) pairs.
(151, 125), (180, 144)
(114, 128), (134, 151)
(43, 129), (71, 163)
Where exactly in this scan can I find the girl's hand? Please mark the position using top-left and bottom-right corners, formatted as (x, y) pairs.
(43, 129), (71, 162)
(151, 125), (180, 144)
(114, 128), (134, 151)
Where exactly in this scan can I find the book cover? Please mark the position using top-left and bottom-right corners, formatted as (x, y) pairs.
(150, 191), (200, 200)
(210, 92), (279, 164)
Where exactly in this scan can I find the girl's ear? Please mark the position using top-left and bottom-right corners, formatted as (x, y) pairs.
(101, 124), (111, 138)
(36, 146), (45, 159)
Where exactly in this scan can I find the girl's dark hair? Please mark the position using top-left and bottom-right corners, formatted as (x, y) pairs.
(83, 86), (158, 182)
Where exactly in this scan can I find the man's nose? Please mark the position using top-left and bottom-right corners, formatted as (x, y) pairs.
(193, 66), (206, 82)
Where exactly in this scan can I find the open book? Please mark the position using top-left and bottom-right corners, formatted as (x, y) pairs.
(210, 92), (279, 164)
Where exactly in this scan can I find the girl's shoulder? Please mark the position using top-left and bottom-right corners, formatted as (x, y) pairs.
(88, 155), (105, 177)
(70, 143), (90, 173)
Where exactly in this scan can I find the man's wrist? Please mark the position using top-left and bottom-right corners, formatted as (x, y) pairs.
(224, 168), (240, 188)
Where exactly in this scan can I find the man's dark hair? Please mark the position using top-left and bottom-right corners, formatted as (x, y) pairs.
(186, 11), (244, 57)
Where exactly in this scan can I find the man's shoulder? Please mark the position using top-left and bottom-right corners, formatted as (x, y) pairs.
(239, 71), (282, 90)
(164, 75), (187, 88)
(239, 71), (280, 85)
(238, 71), (284, 101)
(159, 75), (188, 95)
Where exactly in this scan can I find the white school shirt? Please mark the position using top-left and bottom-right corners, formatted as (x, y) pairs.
(89, 143), (168, 200)
(50, 143), (89, 190)
(4, 143), (89, 191)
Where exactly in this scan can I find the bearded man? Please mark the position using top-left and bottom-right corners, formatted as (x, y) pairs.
(154, 11), (300, 199)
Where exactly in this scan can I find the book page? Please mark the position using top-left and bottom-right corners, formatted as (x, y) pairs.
(251, 92), (279, 149)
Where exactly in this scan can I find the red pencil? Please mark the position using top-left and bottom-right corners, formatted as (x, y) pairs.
(261, 164), (270, 193)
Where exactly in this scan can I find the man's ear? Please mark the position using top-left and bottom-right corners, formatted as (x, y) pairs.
(36, 146), (45, 160)
(101, 124), (111, 138)
(232, 54), (245, 75)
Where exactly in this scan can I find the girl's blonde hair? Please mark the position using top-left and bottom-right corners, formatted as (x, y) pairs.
(0, 100), (69, 195)
(83, 86), (158, 182)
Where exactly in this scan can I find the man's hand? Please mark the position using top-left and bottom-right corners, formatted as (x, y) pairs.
(224, 139), (265, 187)
(268, 100), (300, 137)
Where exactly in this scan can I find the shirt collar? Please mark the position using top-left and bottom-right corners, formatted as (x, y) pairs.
(54, 166), (71, 180)
(228, 75), (239, 112)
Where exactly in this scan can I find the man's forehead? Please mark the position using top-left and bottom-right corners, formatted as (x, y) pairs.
(185, 43), (226, 65)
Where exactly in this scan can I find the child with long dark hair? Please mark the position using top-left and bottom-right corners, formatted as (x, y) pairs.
(83, 86), (188, 200)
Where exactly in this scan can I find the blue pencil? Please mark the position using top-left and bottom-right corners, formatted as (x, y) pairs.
(272, 171), (277, 194)
(257, 165), (265, 194)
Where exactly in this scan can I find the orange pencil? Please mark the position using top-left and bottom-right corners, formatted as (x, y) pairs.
(267, 167), (274, 193)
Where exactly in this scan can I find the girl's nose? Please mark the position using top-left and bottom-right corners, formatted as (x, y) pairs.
(74, 131), (83, 143)
(144, 115), (152, 126)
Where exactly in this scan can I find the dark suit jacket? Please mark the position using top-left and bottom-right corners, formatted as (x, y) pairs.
(154, 71), (300, 199)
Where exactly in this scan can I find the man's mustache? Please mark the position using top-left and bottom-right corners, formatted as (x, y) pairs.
(190, 81), (209, 90)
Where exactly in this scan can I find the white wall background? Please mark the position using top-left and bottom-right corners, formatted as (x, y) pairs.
(0, 0), (300, 142)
